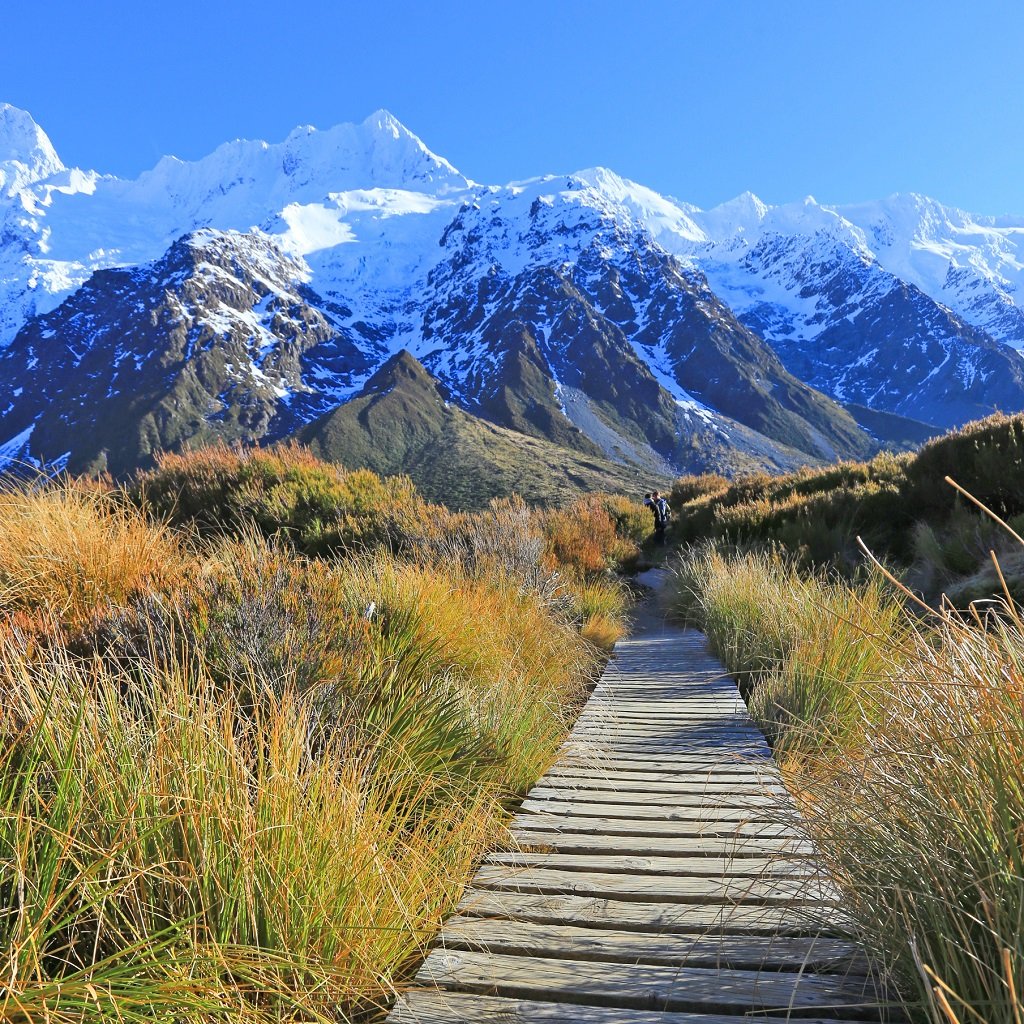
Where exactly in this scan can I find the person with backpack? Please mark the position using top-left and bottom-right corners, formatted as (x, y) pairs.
(650, 490), (670, 544)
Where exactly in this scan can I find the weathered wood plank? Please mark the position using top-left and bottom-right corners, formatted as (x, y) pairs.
(416, 951), (888, 1018)
(518, 797), (782, 824)
(471, 865), (840, 905)
(508, 830), (815, 857)
(456, 891), (850, 936)
(391, 990), (865, 1024)
(538, 773), (788, 795)
(485, 851), (819, 877)
(570, 733), (771, 748)
(557, 747), (777, 762)
(547, 772), (786, 789)
(512, 813), (799, 839)
(527, 786), (785, 809)
(438, 917), (869, 973)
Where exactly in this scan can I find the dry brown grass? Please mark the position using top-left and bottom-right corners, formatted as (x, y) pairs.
(0, 460), (636, 1019)
(0, 477), (185, 628)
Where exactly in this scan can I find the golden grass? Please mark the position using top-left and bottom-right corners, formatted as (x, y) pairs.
(666, 540), (1024, 1022)
(0, 461), (637, 1019)
(0, 633), (502, 1021)
(0, 477), (185, 627)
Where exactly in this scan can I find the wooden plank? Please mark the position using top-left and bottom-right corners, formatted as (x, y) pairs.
(471, 865), (840, 905)
(581, 703), (746, 708)
(486, 851), (820, 878)
(456, 891), (850, 936)
(416, 950), (888, 1018)
(546, 770), (785, 788)
(527, 786), (785, 809)
(391, 991), (863, 1024)
(560, 745), (773, 757)
(518, 798), (780, 823)
(578, 707), (749, 715)
(543, 763), (781, 779)
(438, 917), (870, 973)
(556, 749), (777, 764)
(511, 817), (799, 842)
(538, 773), (788, 795)
(508, 830), (815, 858)
(512, 811), (790, 835)
(570, 732), (771, 747)
(558, 749), (777, 765)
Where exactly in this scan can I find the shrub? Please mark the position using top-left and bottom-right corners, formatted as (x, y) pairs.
(669, 472), (730, 507)
(134, 442), (432, 556)
(667, 414), (1024, 595)
(904, 413), (1024, 520)
(541, 494), (643, 576)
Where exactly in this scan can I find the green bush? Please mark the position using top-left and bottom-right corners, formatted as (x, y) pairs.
(666, 414), (1024, 595)
(133, 442), (431, 556)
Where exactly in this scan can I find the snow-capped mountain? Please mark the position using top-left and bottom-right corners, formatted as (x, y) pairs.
(1, 102), (1022, 481)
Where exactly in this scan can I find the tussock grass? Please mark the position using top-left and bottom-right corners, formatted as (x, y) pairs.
(0, 448), (638, 1019)
(667, 544), (905, 757)
(666, 539), (1024, 1022)
(0, 477), (185, 628)
(0, 632), (500, 1021)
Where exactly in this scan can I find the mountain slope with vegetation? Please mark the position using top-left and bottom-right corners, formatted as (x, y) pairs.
(668, 412), (1024, 598)
(294, 350), (664, 508)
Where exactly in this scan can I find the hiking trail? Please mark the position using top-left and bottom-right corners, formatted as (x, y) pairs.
(387, 572), (889, 1023)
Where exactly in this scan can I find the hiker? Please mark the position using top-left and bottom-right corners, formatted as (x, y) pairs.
(643, 492), (654, 511)
(650, 490), (670, 544)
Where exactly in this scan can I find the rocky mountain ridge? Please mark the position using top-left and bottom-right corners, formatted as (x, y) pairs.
(1, 103), (1023, 490)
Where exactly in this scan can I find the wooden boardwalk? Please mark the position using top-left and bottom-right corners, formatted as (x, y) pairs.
(388, 601), (890, 1023)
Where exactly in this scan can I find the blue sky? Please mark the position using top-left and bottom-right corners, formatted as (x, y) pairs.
(3, 0), (1022, 214)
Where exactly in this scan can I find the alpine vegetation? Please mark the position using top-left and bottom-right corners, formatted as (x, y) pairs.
(664, 414), (1024, 1022)
(0, 447), (640, 1020)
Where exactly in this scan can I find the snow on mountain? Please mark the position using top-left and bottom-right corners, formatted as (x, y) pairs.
(0, 103), (65, 196)
(0, 107), (472, 347)
(680, 190), (1024, 352)
(0, 228), (375, 474)
(838, 193), (1024, 347)
(3, 102), (1024, 477)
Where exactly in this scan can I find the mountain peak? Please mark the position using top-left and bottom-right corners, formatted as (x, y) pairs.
(362, 108), (405, 137)
(0, 103), (65, 195)
(362, 349), (440, 395)
(354, 109), (471, 190)
(697, 190), (770, 238)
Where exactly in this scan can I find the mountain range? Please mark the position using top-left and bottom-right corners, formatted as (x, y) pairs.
(1, 102), (1023, 504)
